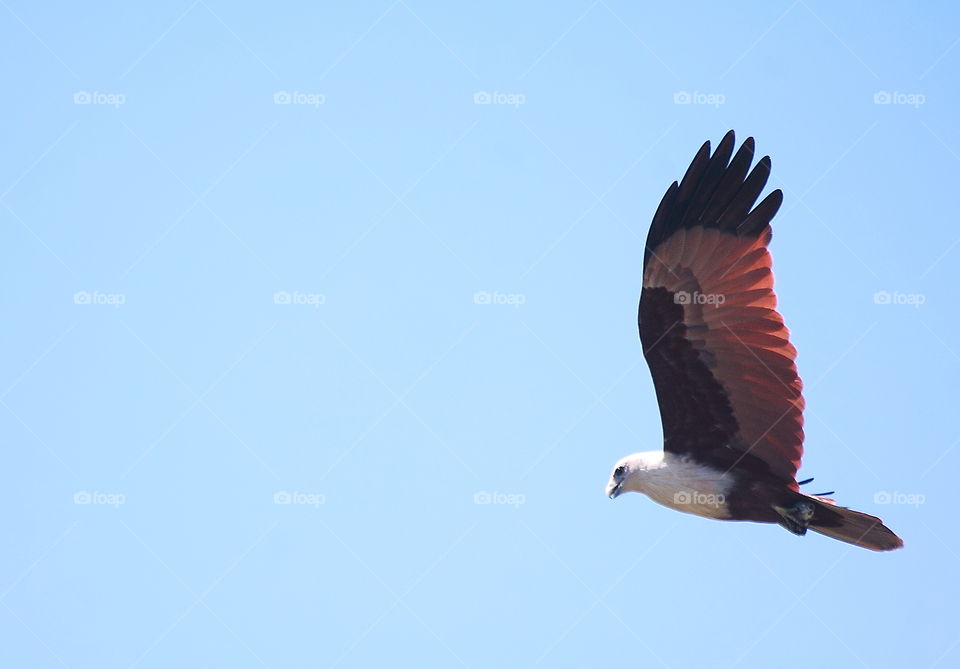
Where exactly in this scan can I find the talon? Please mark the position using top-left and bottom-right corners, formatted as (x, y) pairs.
(774, 501), (815, 536)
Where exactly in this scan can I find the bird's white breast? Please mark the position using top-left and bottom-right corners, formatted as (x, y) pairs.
(635, 452), (734, 520)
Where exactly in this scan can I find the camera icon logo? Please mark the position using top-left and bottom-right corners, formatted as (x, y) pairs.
(473, 291), (492, 305)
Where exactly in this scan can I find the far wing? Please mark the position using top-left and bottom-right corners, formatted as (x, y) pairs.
(640, 131), (804, 484)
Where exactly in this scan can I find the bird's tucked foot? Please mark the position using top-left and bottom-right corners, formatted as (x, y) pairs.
(774, 501), (816, 536)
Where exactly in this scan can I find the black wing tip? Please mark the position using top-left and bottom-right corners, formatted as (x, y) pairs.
(737, 188), (782, 236)
(644, 132), (781, 265)
(718, 129), (735, 151)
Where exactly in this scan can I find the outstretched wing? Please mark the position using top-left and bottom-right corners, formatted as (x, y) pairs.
(639, 131), (804, 484)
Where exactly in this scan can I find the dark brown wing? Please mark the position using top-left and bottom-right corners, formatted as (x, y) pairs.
(640, 131), (804, 484)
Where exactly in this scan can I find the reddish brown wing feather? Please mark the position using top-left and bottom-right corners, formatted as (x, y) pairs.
(640, 131), (804, 484)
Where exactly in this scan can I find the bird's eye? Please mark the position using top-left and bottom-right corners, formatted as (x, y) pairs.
(615, 465), (626, 478)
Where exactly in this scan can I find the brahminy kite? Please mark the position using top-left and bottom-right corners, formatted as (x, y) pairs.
(605, 131), (903, 551)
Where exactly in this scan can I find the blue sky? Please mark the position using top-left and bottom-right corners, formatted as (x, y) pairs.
(2, 1), (958, 667)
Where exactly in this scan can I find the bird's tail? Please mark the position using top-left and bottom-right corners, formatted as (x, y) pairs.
(806, 495), (904, 552)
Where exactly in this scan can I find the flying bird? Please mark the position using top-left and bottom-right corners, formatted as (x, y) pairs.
(605, 131), (903, 551)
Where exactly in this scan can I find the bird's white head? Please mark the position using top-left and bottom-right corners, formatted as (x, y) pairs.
(605, 451), (665, 499)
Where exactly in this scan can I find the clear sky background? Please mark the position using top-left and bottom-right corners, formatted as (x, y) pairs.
(2, 2), (958, 668)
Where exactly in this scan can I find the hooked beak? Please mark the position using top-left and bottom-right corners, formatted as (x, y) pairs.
(607, 481), (622, 499)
